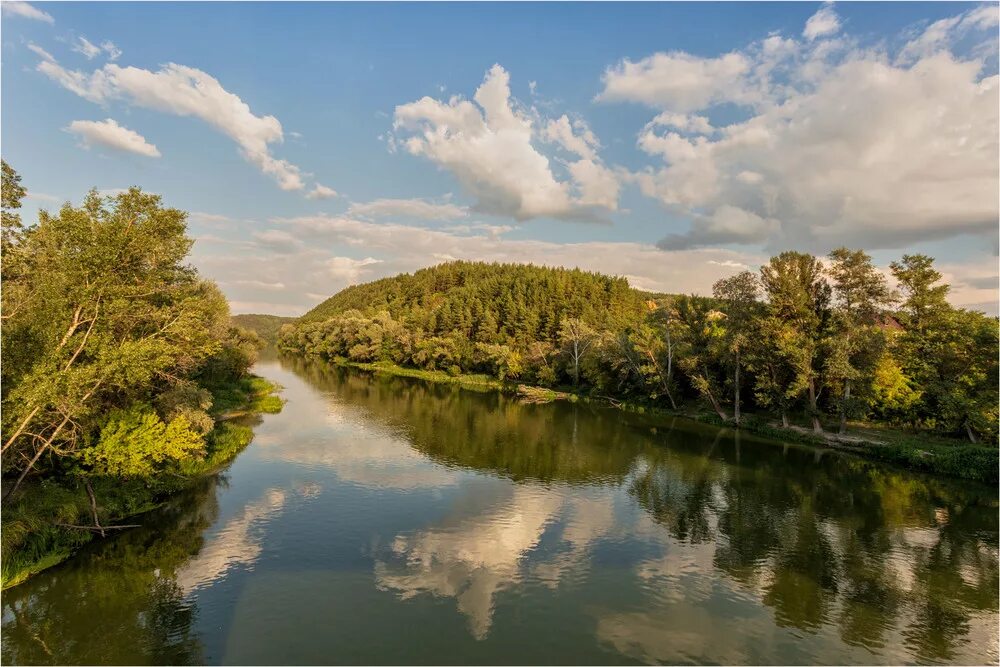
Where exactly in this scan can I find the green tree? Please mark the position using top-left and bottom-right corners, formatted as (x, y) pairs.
(713, 271), (760, 425)
(890, 254), (951, 336)
(826, 248), (896, 433)
(559, 317), (596, 386)
(2, 188), (231, 499)
(2, 159), (26, 246)
(674, 296), (730, 421)
(890, 255), (998, 442)
(760, 252), (831, 433)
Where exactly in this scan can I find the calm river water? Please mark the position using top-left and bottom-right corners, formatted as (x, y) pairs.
(2, 353), (997, 665)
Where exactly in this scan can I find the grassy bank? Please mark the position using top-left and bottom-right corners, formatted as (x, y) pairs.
(327, 355), (998, 484)
(0, 375), (284, 590)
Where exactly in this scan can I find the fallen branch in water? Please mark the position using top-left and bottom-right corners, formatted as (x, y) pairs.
(55, 522), (140, 532)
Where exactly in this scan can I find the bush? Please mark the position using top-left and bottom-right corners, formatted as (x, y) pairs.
(82, 405), (205, 478)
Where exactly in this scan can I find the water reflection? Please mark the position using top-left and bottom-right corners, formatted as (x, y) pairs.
(1, 478), (219, 665)
(283, 356), (997, 662)
(1, 354), (996, 665)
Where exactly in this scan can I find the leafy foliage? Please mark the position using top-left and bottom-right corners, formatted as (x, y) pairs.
(82, 405), (205, 478)
(282, 255), (997, 448)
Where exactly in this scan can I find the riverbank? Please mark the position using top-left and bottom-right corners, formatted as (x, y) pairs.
(0, 375), (284, 590)
(323, 355), (998, 484)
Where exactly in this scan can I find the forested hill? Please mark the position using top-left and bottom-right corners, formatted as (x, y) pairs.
(280, 255), (999, 457)
(299, 261), (650, 342)
(232, 314), (297, 342)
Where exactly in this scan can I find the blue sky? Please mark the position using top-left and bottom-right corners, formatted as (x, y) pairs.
(2, 1), (998, 315)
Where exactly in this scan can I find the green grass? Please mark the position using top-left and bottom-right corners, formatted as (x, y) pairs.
(334, 358), (506, 393)
(1, 373), (283, 590)
(210, 375), (285, 417)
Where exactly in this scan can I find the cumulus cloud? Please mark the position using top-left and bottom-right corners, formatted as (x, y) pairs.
(347, 198), (468, 221)
(1, 1), (53, 23)
(658, 205), (780, 250)
(392, 64), (619, 221)
(326, 256), (382, 285)
(65, 118), (160, 157)
(598, 51), (752, 112)
(600, 4), (999, 251)
(33, 55), (331, 194)
(803, 4), (841, 41)
(897, 4), (999, 64)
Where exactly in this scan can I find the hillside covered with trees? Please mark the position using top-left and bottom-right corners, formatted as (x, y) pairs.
(231, 313), (297, 343)
(279, 258), (999, 453)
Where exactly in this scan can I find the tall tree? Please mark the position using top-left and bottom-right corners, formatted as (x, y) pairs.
(675, 295), (730, 421)
(760, 252), (831, 433)
(826, 248), (896, 434)
(890, 254), (950, 336)
(559, 317), (596, 387)
(713, 271), (760, 425)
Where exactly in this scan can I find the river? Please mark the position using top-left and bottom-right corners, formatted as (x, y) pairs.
(2, 353), (997, 665)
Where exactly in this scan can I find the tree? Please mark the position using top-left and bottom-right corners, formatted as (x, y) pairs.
(559, 317), (596, 386)
(2, 159), (27, 249)
(713, 271), (760, 424)
(674, 296), (730, 421)
(747, 315), (811, 427)
(826, 248), (896, 433)
(890, 254), (950, 336)
(2, 188), (231, 499)
(889, 255), (998, 442)
(760, 252), (831, 433)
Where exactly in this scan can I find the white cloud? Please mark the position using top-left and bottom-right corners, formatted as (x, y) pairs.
(227, 279), (286, 291)
(603, 5), (999, 251)
(658, 205), (780, 250)
(72, 36), (101, 60)
(33, 55), (332, 195)
(100, 40), (121, 61)
(306, 184), (338, 200)
(1, 1), (53, 23)
(597, 51), (752, 112)
(392, 64), (618, 221)
(189, 211), (235, 225)
(897, 5), (999, 64)
(65, 118), (161, 157)
(25, 191), (60, 203)
(252, 229), (304, 254)
(347, 197), (468, 221)
(27, 43), (55, 62)
(326, 256), (382, 285)
(803, 4), (841, 41)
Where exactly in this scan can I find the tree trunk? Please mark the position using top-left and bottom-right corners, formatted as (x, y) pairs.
(966, 421), (979, 443)
(807, 377), (823, 433)
(85, 480), (105, 537)
(2, 406), (39, 454)
(703, 366), (729, 421)
(733, 348), (741, 425)
(781, 407), (789, 428)
(572, 339), (580, 386)
(646, 350), (678, 410)
(838, 379), (851, 435)
(665, 327), (675, 407)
